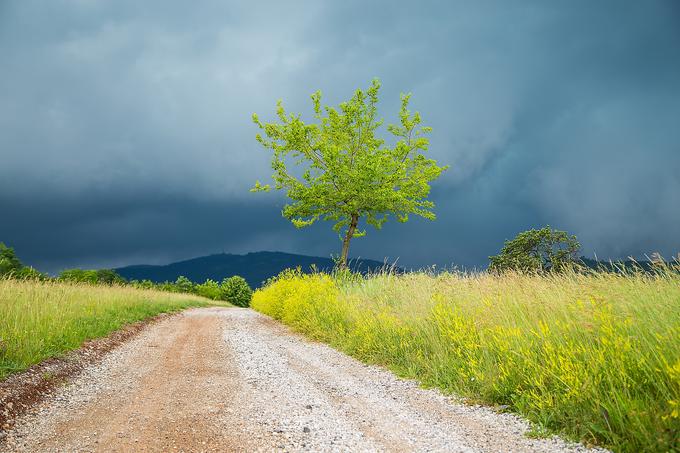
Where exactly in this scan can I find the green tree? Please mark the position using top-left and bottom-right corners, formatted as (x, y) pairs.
(95, 269), (126, 285)
(16, 266), (48, 281)
(220, 275), (253, 307)
(175, 275), (195, 293)
(59, 269), (99, 284)
(196, 279), (221, 300)
(252, 79), (447, 267)
(0, 243), (23, 276)
(488, 226), (581, 273)
(133, 279), (155, 290)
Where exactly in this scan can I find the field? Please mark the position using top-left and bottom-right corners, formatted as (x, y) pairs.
(252, 269), (680, 452)
(0, 278), (215, 379)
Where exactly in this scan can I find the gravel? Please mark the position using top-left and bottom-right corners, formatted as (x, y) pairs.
(222, 309), (602, 453)
(0, 307), (606, 452)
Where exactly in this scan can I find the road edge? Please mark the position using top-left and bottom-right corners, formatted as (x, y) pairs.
(0, 312), (177, 439)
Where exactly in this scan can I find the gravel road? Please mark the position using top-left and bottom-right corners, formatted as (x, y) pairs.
(1, 308), (597, 452)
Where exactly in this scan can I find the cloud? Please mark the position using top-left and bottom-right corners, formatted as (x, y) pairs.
(0, 0), (678, 270)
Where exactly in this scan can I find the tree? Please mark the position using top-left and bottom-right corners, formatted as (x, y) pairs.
(196, 279), (221, 300)
(252, 79), (447, 267)
(0, 243), (23, 276)
(96, 269), (126, 285)
(59, 269), (99, 284)
(220, 276), (253, 307)
(488, 226), (581, 273)
(175, 275), (195, 293)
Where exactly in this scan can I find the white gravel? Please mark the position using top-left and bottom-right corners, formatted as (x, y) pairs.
(221, 309), (601, 452)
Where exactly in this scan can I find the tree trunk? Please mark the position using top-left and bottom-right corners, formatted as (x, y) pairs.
(339, 213), (359, 268)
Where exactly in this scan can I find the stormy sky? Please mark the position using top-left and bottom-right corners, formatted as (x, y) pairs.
(1, 0), (679, 272)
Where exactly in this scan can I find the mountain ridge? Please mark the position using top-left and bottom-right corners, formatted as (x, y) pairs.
(115, 251), (392, 288)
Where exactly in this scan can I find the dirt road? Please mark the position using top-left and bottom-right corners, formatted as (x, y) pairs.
(1, 308), (592, 452)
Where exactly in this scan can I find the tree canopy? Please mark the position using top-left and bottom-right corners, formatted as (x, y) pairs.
(488, 226), (581, 273)
(252, 79), (447, 266)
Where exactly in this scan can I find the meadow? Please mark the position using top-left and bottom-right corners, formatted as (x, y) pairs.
(0, 278), (215, 379)
(252, 268), (680, 452)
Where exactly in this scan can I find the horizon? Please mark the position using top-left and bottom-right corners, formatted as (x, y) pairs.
(1, 1), (679, 272)
(7, 246), (673, 277)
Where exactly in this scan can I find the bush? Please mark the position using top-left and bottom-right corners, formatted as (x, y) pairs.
(220, 275), (253, 307)
(130, 279), (155, 290)
(59, 269), (99, 284)
(59, 268), (126, 285)
(196, 279), (221, 300)
(175, 275), (194, 293)
(95, 269), (126, 285)
(15, 266), (48, 281)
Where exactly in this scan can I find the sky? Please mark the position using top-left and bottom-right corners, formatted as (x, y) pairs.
(1, 0), (679, 273)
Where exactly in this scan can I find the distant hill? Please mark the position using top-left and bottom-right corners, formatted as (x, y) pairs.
(579, 257), (674, 273)
(115, 251), (392, 288)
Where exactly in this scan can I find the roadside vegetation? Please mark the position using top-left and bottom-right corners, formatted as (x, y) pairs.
(0, 242), (253, 306)
(252, 266), (680, 452)
(0, 278), (217, 379)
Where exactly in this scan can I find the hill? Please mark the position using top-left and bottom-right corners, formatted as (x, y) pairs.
(115, 251), (391, 288)
(579, 257), (661, 273)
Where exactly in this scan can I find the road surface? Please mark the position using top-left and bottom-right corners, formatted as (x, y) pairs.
(1, 308), (593, 452)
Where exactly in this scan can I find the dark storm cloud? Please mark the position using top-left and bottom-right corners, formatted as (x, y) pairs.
(1, 0), (679, 271)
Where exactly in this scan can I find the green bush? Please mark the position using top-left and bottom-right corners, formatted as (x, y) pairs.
(59, 268), (125, 285)
(15, 266), (48, 281)
(220, 275), (253, 307)
(175, 275), (194, 293)
(196, 279), (221, 300)
(59, 269), (99, 284)
(130, 279), (155, 290)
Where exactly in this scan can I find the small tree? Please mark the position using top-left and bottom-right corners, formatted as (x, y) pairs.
(175, 275), (195, 293)
(196, 279), (221, 300)
(252, 79), (447, 267)
(489, 226), (581, 273)
(0, 243), (23, 276)
(95, 269), (126, 285)
(220, 276), (253, 307)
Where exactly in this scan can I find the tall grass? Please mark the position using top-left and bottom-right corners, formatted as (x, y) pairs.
(252, 269), (680, 452)
(0, 278), (215, 379)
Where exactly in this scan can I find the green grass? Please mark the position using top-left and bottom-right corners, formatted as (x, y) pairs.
(0, 278), (217, 379)
(252, 269), (680, 452)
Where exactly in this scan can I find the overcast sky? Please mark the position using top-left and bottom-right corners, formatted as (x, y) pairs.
(1, 0), (679, 272)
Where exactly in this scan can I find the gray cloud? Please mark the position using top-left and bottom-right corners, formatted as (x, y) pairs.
(1, 0), (679, 271)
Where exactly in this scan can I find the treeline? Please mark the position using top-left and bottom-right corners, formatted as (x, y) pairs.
(127, 275), (252, 307)
(0, 243), (252, 307)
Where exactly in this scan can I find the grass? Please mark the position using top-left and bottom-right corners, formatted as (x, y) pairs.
(0, 278), (217, 379)
(252, 269), (680, 452)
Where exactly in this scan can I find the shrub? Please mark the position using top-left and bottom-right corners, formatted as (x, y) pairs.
(131, 279), (155, 290)
(59, 269), (99, 284)
(15, 266), (48, 281)
(195, 279), (221, 300)
(175, 275), (194, 293)
(59, 268), (125, 285)
(220, 275), (253, 307)
(95, 269), (126, 285)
